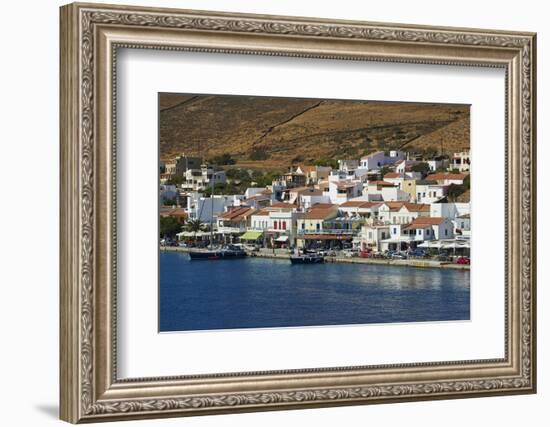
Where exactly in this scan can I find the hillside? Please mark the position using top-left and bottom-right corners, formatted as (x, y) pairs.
(160, 94), (469, 170)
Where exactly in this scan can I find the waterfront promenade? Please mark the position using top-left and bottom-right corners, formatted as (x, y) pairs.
(160, 246), (470, 270)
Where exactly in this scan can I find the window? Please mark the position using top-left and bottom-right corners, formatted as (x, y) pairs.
(316, 223), (320, 231)
(445, 229), (448, 236)
(282, 221), (287, 230)
(426, 229), (430, 236)
(274, 221), (278, 230)
(301, 223), (305, 230)
(381, 232), (386, 239)
(417, 229), (421, 235)
(393, 227), (397, 234)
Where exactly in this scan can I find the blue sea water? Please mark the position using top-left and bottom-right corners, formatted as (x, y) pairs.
(159, 251), (470, 332)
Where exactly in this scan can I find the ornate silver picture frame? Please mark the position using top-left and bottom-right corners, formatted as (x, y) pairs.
(60, 2), (536, 423)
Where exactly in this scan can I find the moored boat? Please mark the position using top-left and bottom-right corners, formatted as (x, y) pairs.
(290, 254), (324, 264)
(189, 245), (246, 261)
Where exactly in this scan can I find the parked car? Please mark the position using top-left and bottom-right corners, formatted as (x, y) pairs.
(456, 256), (470, 265)
(359, 249), (372, 258)
(409, 248), (427, 258)
(391, 252), (407, 260)
(342, 249), (358, 258)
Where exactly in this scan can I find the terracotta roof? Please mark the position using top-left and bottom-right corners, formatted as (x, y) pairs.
(402, 203), (431, 213)
(245, 194), (271, 202)
(382, 202), (406, 212)
(269, 202), (297, 209)
(303, 208), (338, 220)
(384, 172), (402, 179)
(217, 207), (257, 221)
(339, 200), (381, 209)
(310, 203), (337, 209)
(368, 180), (395, 187)
(408, 217), (446, 226)
(290, 186), (322, 195)
(428, 173), (466, 181)
(160, 207), (187, 218)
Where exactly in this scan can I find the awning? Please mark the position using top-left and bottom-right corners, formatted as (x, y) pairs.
(239, 231), (263, 240)
(275, 235), (289, 242)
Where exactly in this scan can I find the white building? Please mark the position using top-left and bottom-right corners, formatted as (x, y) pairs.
(325, 179), (364, 204)
(430, 202), (470, 219)
(426, 157), (449, 172)
(338, 200), (382, 221)
(379, 217), (454, 251)
(186, 192), (236, 223)
(426, 172), (467, 186)
(358, 225), (391, 252)
(181, 164), (227, 192)
(450, 149), (470, 172)
(362, 181), (410, 202)
(394, 159), (419, 174)
(337, 159), (359, 173)
(377, 202), (431, 224)
(415, 182), (448, 203)
(360, 150), (405, 170)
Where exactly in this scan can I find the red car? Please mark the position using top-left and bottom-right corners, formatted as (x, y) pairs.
(456, 256), (470, 265)
(360, 249), (373, 258)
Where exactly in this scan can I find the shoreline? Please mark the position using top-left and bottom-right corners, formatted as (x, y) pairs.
(160, 246), (470, 270)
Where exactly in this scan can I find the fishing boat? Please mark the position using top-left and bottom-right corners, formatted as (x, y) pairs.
(189, 245), (246, 260)
(290, 249), (324, 264)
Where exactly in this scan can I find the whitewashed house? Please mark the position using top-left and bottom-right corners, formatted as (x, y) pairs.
(338, 200), (382, 221)
(427, 172), (467, 186)
(337, 159), (359, 174)
(362, 181), (410, 202)
(415, 182), (448, 203)
(358, 225), (391, 252)
(377, 202), (430, 224)
(185, 192), (234, 224)
(426, 156), (449, 172)
(394, 159), (419, 174)
(360, 150), (405, 170)
(324, 174), (364, 205)
(181, 164), (227, 192)
(450, 149), (470, 172)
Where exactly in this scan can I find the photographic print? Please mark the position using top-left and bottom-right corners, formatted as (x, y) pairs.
(159, 94), (471, 332)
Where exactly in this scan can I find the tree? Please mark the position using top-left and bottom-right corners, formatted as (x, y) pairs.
(165, 175), (184, 185)
(249, 149), (269, 160)
(380, 166), (392, 177)
(411, 162), (431, 175)
(313, 158), (338, 169)
(160, 216), (182, 238)
(162, 199), (177, 206)
(447, 183), (466, 202)
(209, 153), (235, 165)
(184, 218), (206, 243)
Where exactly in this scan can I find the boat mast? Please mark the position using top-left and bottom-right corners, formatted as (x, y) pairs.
(209, 164), (214, 249)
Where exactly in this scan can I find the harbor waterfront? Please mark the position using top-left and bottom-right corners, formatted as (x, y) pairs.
(159, 251), (470, 332)
(161, 246), (470, 270)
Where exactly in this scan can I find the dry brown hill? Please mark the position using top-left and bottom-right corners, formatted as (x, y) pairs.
(160, 94), (469, 169)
